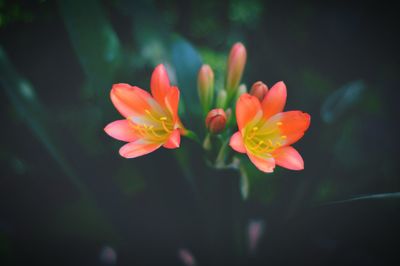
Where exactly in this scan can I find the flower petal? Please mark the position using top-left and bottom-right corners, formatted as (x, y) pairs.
(111, 83), (152, 118)
(164, 86), (180, 123)
(273, 146), (304, 170)
(261, 81), (287, 120)
(229, 131), (246, 153)
(104, 120), (137, 142)
(119, 140), (161, 159)
(248, 153), (275, 173)
(163, 129), (181, 149)
(151, 64), (171, 105)
(268, 111), (311, 146)
(236, 93), (262, 131)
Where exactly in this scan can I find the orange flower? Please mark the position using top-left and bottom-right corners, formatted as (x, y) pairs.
(104, 64), (183, 158)
(229, 81), (310, 173)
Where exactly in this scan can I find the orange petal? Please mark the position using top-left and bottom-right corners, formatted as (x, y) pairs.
(104, 120), (137, 142)
(229, 131), (246, 153)
(111, 83), (152, 118)
(273, 146), (304, 170)
(236, 93), (262, 131)
(268, 111), (311, 146)
(151, 64), (171, 105)
(164, 86), (180, 122)
(261, 81), (287, 120)
(163, 129), (181, 149)
(119, 140), (161, 158)
(248, 153), (275, 173)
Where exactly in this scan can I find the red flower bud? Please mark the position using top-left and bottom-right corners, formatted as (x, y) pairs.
(197, 64), (214, 114)
(205, 108), (227, 134)
(226, 42), (247, 99)
(250, 81), (268, 102)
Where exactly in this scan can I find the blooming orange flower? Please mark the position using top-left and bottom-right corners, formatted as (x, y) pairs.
(104, 64), (183, 158)
(229, 81), (310, 173)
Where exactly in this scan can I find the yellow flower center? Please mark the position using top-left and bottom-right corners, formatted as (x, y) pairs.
(129, 109), (174, 142)
(244, 120), (286, 156)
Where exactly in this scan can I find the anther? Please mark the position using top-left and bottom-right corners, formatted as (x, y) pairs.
(276, 122), (283, 126)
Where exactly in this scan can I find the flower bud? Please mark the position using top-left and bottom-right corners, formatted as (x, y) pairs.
(205, 108), (227, 134)
(216, 89), (227, 109)
(250, 81), (268, 102)
(197, 64), (214, 114)
(226, 42), (247, 100)
(237, 84), (247, 97)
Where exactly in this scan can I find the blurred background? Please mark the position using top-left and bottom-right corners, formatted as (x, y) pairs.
(1, 0), (399, 265)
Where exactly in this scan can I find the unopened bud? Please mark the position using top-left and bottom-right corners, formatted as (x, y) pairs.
(197, 64), (214, 114)
(250, 81), (268, 102)
(205, 108), (227, 134)
(226, 42), (247, 100)
(237, 84), (247, 97)
(216, 89), (227, 108)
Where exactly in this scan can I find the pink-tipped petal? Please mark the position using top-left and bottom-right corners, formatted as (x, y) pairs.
(248, 154), (275, 173)
(273, 146), (304, 170)
(111, 84), (152, 118)
(236, 94), (262, 131)
(261, 81), (287, 120)
(229, 131), (246, 153)
(164, 86), (180, 122)
(119, 140), (161, 159)
(151, 64), (171, 105)
(163, 129), (181, 149)
(104, 120), (137, 142)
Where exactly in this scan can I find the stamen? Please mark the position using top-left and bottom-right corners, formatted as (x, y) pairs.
(276, 122), (283, 126)
(281, 135), (287, 139)
(246, 126), (259, 140)
(253, 140), (264, 150)
(145, 109), (163, 122)
(148, 126), (161, 137)
(161, 120), (171, 133)
(134, 124), (147, 137)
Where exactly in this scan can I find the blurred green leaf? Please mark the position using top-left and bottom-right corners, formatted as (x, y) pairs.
(57, 0), (122, 100)
(229, 0), (263, 27)
(321, 80), (365, 123)
(170, 36), (202, 118)
(239, 163), (249, 200)
(0, 46), (88, 195)
(322, 192), (400, 205)
(127, 0), (171, 66)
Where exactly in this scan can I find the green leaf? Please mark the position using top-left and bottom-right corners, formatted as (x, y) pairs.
(321, 80), (365, 123)
(170, 36), (202, 118)
(239, 163), (249, 200)
(0, 46), (88, 196)
(321, 192), (400, 205)
(57, 0), (122, 100)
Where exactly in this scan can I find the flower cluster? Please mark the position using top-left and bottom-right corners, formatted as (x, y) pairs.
(105, 43), (310, 173)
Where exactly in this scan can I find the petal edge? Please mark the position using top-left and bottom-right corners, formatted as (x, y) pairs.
(248, 154), (275, 173)
(273, 146), (304, 170)
(229, 131), (246, 153)
(104, 120), (137, 142)
(119, 140), (161, 159)
(163, 129), (181, 149)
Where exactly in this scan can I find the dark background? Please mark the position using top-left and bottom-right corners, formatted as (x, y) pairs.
(1, 0), (399, 265)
